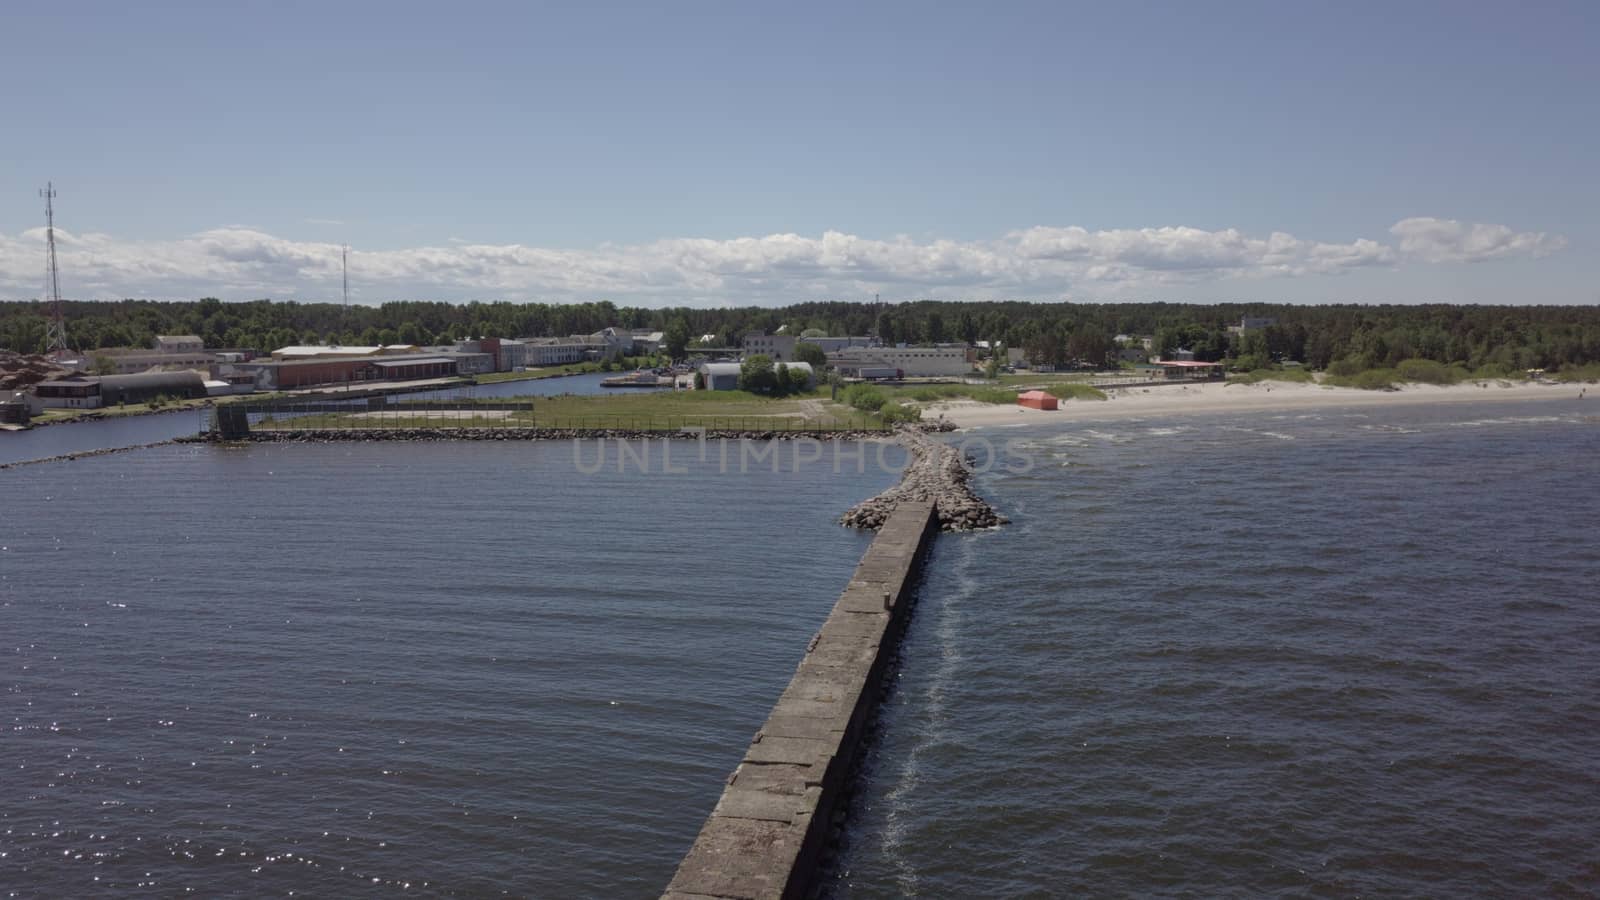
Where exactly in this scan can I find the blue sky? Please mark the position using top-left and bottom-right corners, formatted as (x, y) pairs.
(1, 0), (1594, 305)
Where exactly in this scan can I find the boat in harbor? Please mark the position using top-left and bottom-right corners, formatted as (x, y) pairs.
(601, 370), (674, 388)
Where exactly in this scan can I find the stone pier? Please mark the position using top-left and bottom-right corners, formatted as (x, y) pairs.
(663, 500), (939, 899)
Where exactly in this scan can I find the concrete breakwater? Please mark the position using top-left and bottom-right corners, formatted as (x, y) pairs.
(839, 429), (1008, 531)
(665, 500), (938, 900)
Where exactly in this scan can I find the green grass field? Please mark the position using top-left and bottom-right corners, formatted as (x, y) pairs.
(994, 371), (1101, 386)
(253, 388), (884, 432)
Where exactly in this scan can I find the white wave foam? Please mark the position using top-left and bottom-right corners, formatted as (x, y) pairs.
(881, 535), (975, 892)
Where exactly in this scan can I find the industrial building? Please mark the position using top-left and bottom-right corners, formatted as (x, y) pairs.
(99, 372), (207, 405)
(270, 344), (421, 361)
(31, 376), (104, 409)
(804, 336), (877, 353)
(525, 338), (591, 366)
(29, 371), (207, 410)
(234, 354), (467, 390)
(94, 335), (219, 375)
(698, 362), (743, 391)
(696, 361), (815, 391)
(828, 346), (972, 378)
(742, 331), (797, 361)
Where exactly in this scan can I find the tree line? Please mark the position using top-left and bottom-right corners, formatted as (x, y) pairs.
(3, 297), (1599, 374)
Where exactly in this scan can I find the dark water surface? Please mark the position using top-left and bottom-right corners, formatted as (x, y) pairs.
(7, 399), (1598, 897)
(2, 439), (890, 896)
(831, 400), (1600, 897)
(0, 372), (633, 466)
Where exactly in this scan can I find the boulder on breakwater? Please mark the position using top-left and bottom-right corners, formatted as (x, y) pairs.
(0, 440), (181, 470)
(839, 428), (1007, 532)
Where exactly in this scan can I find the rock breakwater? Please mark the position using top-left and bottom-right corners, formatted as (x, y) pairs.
(182, 427), (892, 444)
(839, 429), (1007, 532)
(0, 440), (181, 470)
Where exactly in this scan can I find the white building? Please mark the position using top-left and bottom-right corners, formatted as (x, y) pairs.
(631, 330), (665, 354)
(524, 339), (590, 366)
(697, 361), (814, 391)
(1227, 316), (1278, 336)
(805, 336), (876, 353)
(592, 327), (634, 358)
(699, 362), (743, 391)
(270, 344), (420, 361)
(95, 335), (218, 375)
(155, 335), (205, 353)
(828, 346), (971, 378)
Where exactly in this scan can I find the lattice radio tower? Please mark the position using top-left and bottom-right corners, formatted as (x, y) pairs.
(40, 182), (70, 357)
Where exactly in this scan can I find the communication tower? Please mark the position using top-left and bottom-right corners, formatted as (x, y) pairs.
(40, 183), (71, 358)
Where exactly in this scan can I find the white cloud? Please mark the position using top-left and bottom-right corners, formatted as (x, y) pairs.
(1389, 217), (1568, 264)
(0, 218), (1566, 306)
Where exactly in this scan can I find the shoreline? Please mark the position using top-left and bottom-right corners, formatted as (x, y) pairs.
(927, 380), (1588, 428)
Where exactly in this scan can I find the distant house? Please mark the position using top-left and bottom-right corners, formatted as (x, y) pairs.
(1227, 316), (1277, 336)
(631, 330), (665, 354)
(1153, 360), (1224, 380)
(31, 376), (104, 409)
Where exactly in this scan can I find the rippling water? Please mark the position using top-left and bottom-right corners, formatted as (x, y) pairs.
(1, 439), (890, 896)
(831, 399), (1599, 896)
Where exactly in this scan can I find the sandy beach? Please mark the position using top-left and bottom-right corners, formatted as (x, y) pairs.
(927, 380), (1589, 428)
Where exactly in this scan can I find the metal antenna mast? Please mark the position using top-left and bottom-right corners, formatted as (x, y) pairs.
(40, 183), (69, 356)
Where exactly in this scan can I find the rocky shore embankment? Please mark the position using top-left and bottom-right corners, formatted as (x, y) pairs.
(180, 427), (893, 444)
(839, 428), (1007, 532)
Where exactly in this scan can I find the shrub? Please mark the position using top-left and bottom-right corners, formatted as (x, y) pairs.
(1046, 383), (1108, 401)
(842, 384), (887, 411)
(1556, 362), (1600, 382)
(1473, 361), (1520, 379)
(1395, 358), (1461, 384)
(739, 354), (777, 393)
(879, 402), (922, 424)
(1232, 367), (1314, 384)
(1326, 358), (1364, 377)
(968, 388), (1020, 404)
(1327, 368), (1398, 390)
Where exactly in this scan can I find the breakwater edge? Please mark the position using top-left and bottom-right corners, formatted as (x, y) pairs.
(665, 500), (940, 899)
